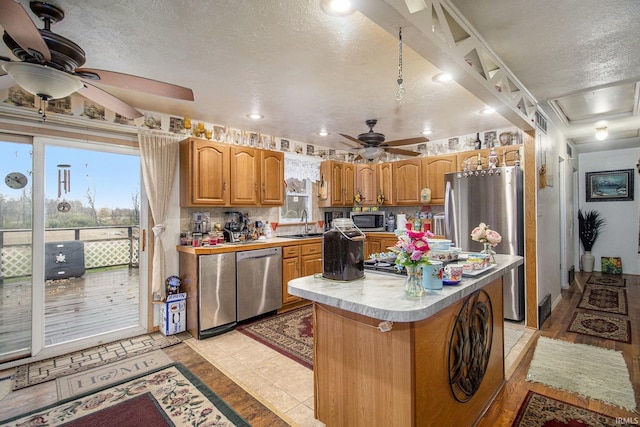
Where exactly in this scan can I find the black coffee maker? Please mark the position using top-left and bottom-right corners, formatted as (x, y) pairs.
(223, 211), (244, 242)
(324, 211), (344, 231)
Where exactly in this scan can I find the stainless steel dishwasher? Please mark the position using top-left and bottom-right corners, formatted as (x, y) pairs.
(236, 247), (282, 322)
(199, 252), (236, 338)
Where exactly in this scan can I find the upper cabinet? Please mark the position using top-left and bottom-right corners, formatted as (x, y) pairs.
(319, 160), (354, 207)
(421, 154), (457, 205)
(355, 163), (377, 206)
(376, 162), (393, 206)
(180, 138), (230, 206)
(392, 158), (421, 205)
(180, 137), (284, 207)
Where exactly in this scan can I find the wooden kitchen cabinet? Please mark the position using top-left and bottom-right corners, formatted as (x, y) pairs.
(230, 146), (260, 205)
(301, 242), (322, 276)
(281, 243), (316, 312)
(319, 160), (355, 207)
(355, 163), (377, 206)
(376, 162), (393, 206)
(457, 149), (490, 171)
(260, 149), (285, 205)
(496, 144), (522, 166)
(421, 154), (458, 205)
(392, 158), (421, 205)
(180, 138), (230, 207)
(282, 245), (301, 305)
(365, 233), (398, 258)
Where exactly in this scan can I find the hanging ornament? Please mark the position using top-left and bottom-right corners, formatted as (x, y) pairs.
(57, 164), (71, 198)
(395, 27), (406, 101)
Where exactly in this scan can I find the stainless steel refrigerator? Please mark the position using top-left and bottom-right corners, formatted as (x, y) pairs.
(444, 166), (525, 321)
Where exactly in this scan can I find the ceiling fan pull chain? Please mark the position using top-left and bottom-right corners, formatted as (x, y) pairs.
(395, 27), (406, 101)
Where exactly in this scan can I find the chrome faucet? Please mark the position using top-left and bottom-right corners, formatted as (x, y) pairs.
(301, 209), (309, 235)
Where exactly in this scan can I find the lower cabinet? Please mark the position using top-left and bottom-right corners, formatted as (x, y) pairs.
(281, 241), (321, 312)
(365, 233), (398, 258)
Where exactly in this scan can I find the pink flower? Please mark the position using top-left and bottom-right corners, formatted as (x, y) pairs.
(486, 229), (502, 245)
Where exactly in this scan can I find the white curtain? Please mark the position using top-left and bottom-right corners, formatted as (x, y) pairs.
(138, 130), (180, 301)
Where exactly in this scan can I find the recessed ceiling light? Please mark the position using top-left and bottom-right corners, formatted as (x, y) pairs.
(247, 113), (263, 120)
(318, 130), (329, 136)
(432, 72), (452, 82)
(595, 127), (608, 141)
(320, 0), (354, 16)
(421, 129), (433, 135)
(479, 107), (495, 115)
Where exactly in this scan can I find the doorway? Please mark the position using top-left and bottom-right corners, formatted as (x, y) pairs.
(0, 135), (148, 365)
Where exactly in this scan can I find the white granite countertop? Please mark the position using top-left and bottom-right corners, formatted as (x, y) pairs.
(288, 254), (524, 322)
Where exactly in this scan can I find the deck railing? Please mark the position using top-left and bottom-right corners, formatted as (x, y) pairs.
(0, 226), (139, 283)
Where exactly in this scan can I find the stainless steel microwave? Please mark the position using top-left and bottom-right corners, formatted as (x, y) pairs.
(349, 211), (386, 231)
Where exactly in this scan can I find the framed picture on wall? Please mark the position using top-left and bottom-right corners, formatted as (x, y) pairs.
(585, 169), (634, 202)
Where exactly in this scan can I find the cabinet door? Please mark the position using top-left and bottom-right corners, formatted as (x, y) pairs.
(377, 163), (393, 205)
(261, 150), (284, 205)
(230, 146), (260, 205)
(381, 236), (399, 252)
(329, 161), (345, 205)
(422, 154), (457, 205)
(282, 256), (301, 304)
(365, 237), (381, 258)
(496, 145), (522, 166)
(301, 254), (323, 276)
(180, 138), (229, 206)
(356, 164), (377, 206)
(343, 163), (355, 206)
(393, 159), (421, 205)
(457, 149), (490, 171)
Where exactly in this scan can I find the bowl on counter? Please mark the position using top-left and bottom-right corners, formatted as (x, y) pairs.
(427, 247), (462, 262)
(427, 239), (452, 250)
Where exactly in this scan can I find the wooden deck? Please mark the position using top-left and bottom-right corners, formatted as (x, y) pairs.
(0, 267), (140, 360)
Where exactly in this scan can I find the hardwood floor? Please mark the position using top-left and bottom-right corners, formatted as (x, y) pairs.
(478, 271), (639, 425)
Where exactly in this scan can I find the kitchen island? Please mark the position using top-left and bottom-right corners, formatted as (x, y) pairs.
(288, 254), (523, 427)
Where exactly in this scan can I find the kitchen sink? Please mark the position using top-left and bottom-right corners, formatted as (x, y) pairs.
(280, 233), (324, 239)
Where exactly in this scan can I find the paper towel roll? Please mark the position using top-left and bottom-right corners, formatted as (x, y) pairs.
(396, 214), (407, 231)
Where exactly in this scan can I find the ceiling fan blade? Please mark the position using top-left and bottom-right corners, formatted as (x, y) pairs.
(76, 68), (194, 101)
(0, 0), (51, 62)
(339, 133), (366, 147)
(386, 147), (420, 157)
(384, 136), (429, 147)
(79, 83), (143, 119)
(0, 73), (15, 90)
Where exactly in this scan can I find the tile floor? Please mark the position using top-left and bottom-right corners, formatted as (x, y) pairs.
(184, 321), (532, 427)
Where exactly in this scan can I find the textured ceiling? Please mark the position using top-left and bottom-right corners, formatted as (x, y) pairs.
(1, 0), (639, 154)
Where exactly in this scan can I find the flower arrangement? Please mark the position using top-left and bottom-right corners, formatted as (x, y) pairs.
(389, 230), (435, 268)
(376, 192), (385, 205)
(354, 191), (364, 204)
(471, 222), (502, 246)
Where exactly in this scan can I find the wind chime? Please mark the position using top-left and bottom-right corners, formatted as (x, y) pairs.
(396, 27), (406, 101)
(57, 164), (71, 212)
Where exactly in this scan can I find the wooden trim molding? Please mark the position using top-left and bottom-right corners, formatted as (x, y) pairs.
(523, 130), (538, 329)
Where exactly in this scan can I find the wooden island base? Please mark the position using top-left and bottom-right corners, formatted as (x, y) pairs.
(313, 277), (505, 426)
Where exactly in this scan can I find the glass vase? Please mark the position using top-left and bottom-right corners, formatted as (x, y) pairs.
(404, 265), (425, 297)
(481, 242), (497, 264)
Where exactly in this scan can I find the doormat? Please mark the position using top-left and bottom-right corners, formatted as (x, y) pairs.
(12, 332), (184, 391)
(511, 390), (619, 427)
(567, 311), (631, 343)
(586, 275), (626, 287)
(237, 306), (313, 369)
(0, 363), (250, 427)
(577, 284), (628, 315)
(526, 337), (636, 411)
(56, 350), (173, 398)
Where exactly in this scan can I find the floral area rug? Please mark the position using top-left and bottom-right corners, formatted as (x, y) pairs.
(12, 332), (184, 390)
(567, 312), (631, 343)
(0, 363), (249, 427)
(587, 275), (626, 287)
(526, 337), (636, 411)
(577, 284), (628, 315)
(237, 306), (313, 369)
(511, 391), (619, 427)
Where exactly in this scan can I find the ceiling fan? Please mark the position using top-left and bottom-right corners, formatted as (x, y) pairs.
(340, 119), (428, 160)
(0, 0), (193, 120)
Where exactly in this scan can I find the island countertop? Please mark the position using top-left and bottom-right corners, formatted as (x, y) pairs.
(288, 254), (523, 322)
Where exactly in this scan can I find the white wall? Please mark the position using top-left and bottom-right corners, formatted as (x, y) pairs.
(578, 147), (640, 274)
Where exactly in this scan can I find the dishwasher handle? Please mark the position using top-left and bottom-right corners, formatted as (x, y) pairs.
(236, 246), (282, 261)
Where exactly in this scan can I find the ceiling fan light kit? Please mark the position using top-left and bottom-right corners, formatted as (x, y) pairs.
(2, 62), (83, 100)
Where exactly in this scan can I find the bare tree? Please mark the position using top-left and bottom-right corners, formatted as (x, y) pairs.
(85, 186), (99, 225)
(131, 190), (140, 224)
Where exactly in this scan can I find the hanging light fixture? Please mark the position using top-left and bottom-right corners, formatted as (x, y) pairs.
(395, 28), (405, 101)
(595, 127), (608, 141)
(358, 146), (385, 160)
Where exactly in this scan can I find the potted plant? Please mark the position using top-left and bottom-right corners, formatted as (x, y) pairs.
(578, 209), (605, 272)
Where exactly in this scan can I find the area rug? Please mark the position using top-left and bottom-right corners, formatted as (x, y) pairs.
(1, 363), (250, 427)
(577, 284), (628, 315)
(237, 306), (313, 369)
(56, 350), (173, 398)
(12, 332), (184, 391)
(567, 311), (631, 343)
(526, 337), (636, 411)
(587, 275), (626, 287)
(511, 390), (619, 427)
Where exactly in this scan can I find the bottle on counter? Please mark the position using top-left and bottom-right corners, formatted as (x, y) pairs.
(264, 222), (272, 239)
(387, 212), (395, 232)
